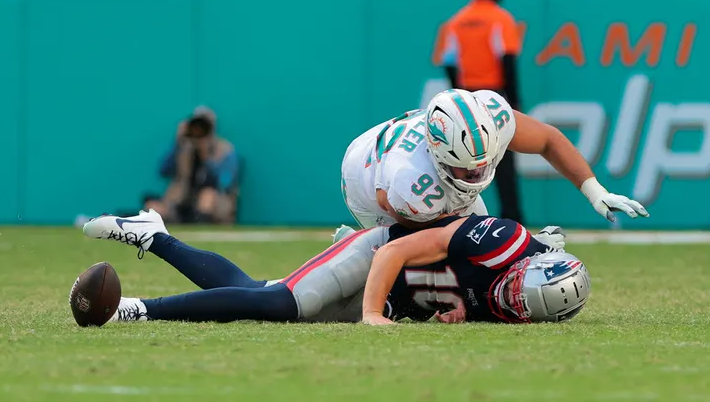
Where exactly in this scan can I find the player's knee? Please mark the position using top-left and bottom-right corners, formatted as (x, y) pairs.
(363, 226), (390, 252)
(295, 291), (324, 319)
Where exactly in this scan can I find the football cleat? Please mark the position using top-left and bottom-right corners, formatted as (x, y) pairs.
(109, 297), (149, 323)
(83, 209), (168, 259)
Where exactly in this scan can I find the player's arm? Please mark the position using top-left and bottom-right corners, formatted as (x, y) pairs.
(376, 189), (452, 230)
(361, 218), (466, 325)
(509, 111), (649, 222)
(508, 111), (592, 189)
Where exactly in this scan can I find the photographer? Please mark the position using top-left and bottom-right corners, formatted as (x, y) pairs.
(145, 106), (239, 224)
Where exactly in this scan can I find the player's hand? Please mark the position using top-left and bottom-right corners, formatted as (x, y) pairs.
(176, 121), (188, 143)
(533, 226), (566, 251)
(434, 302), (466, 324)
(362, 313), (396, 326)
(593, 193), (649, 223)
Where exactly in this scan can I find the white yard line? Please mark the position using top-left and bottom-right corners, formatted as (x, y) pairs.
(0, 384), (705, 400)
(174, 230), (710, 245)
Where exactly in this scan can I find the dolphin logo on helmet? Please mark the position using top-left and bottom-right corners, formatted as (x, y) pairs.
(427, 116), (450, 146)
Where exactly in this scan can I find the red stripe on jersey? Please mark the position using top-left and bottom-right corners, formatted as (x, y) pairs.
(281, 228), (373, 291)
(469, 224), (523, 262)
(488, 231), (531, 270)
(467, 223), (529, 269)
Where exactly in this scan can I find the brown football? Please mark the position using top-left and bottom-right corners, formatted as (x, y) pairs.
(69, 262), (121, 327)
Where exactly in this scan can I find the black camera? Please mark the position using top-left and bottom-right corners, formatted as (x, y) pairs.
(186, 116), (214, 138)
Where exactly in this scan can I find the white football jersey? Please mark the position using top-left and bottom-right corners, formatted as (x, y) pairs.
(340, 90), (516, 227)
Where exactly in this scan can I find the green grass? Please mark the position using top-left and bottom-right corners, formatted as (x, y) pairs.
(0, 226), (709, 402)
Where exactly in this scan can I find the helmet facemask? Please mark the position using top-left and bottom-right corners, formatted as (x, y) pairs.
(490, 257), (533, 323)
(435, 156), (497, 198)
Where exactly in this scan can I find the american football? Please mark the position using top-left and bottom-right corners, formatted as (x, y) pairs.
(69, 261), (121, 327)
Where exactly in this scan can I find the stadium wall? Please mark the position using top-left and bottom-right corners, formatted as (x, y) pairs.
(0, 0), (708, 229)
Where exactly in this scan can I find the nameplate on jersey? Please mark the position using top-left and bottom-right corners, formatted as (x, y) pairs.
(466, 217), (496, 244)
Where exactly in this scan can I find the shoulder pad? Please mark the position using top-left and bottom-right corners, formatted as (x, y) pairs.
(449, 216), (532, 269)
(473, 90), (517, 142)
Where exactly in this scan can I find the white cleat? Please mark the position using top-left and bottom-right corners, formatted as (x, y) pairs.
(109, 297), (149, 323)
(332, 224), (357, 244)
(82, 209), (168, 258)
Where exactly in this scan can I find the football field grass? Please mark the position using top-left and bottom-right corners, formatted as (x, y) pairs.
(0, 226), (709, 401)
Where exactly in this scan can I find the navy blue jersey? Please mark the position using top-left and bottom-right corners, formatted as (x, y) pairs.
(385, 215), (552, 323)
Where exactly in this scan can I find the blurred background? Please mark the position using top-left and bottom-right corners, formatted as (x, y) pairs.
(1, 0), (708, 230)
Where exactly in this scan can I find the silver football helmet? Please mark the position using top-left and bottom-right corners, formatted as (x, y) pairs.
(492, 252), (591, 323)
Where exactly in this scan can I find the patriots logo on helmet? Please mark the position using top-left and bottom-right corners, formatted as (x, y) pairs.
(542, 260), (582, 281)
(427, 116), (449, 146)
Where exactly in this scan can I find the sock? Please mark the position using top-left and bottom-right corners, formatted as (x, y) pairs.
(148, 233), (267, 289)
(142, 283), (298, 322)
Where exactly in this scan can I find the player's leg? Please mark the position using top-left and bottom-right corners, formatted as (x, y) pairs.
(150, 232), (266, 289)
(110, 284), (298, 323)
(282, 226), (389, 322)
(334, 176), (374, 242)
(333, 201), (395, 243)
(82, 210), (266, 289)
(341, 174), (379, 227)
(335, 132), (393, 242)
(336, 177), (396, 242)
(107, 226), (389, 324)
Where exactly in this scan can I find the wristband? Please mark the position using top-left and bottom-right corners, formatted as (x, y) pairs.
(580, 177), (608, 204)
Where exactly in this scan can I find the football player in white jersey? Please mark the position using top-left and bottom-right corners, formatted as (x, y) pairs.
(337, 88), (648, 239)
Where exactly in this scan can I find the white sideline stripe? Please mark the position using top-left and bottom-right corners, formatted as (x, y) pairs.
(33, 384), (230, 396)
(568, 232), (710, 244)
(174, 230), (710, 245)
(0, 384), (705, 400)
(175, 231), (333, 242)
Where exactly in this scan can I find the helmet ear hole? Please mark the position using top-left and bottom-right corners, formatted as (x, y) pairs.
(560, 287), (568, 304)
